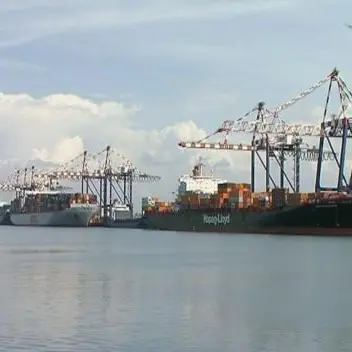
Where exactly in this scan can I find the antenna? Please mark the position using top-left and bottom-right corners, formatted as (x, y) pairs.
(210, 165), (214, 178)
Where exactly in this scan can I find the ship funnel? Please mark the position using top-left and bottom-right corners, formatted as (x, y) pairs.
(193, 165), (201, 177)
(192, 157), (205, 177)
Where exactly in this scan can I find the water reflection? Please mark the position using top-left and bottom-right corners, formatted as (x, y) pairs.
(0, 228), (351, 351)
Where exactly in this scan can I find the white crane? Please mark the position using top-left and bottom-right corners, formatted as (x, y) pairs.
(178, 68), (352, 193)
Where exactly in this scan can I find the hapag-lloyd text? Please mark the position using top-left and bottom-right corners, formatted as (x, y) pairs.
(203, 214), (230, 226)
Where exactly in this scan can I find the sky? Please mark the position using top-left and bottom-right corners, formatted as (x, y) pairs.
(0, 0), (351, 207)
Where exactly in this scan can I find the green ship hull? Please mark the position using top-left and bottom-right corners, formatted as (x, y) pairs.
(140, 200), (352, 236)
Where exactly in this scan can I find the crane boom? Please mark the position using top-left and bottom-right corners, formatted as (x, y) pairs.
(271, 70), (335, 115)
(218, 121), (322, 136)
(178, 142), (255, 150)
(219, 68), (338, 133)
(180, 117), (352, 148)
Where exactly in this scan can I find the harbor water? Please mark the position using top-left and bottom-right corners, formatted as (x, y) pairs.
(0, 227), (352, 351)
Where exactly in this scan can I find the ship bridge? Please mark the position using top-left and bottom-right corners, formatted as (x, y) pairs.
(178, 158), (226, 197)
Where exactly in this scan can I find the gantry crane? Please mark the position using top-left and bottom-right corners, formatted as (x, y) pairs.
(0, 165), (66, 192)
(0, 146), (161, 222)
(179, 68), (352, 193)
(315, 71), (352, 192)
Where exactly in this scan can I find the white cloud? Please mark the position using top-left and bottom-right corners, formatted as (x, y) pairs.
(0, 92), (255, 203)
(0, 93), (137, 161)
(32, 136), (85, 164)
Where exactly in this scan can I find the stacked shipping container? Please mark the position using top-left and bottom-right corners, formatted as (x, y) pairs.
(271, 188), (288, 208)
(251, 192), (270, 209)
(142, 196), (160, 211)
(142, 196), (176, 213)
(144, 184), (352, 214)
(10, 192), (98, 214)
(217, 182), (251, 208)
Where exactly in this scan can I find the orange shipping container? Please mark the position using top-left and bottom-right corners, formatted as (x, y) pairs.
(237, 183), (251, 190)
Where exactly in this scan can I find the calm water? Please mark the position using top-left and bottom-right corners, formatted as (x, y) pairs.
(0, 227), (351, 351)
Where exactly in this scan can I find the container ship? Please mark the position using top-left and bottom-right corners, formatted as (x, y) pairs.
(140, 160), (352, 236)
(9, 188), (100, 227)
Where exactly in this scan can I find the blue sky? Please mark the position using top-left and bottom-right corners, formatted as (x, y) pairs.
(0, 0), (350, 200)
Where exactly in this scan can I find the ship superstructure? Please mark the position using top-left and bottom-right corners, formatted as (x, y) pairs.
(141, 159), (227, 214)
(177, 158), (226, 198)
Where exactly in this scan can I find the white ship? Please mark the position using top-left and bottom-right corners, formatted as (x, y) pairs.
(10, 189), (100, 227)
